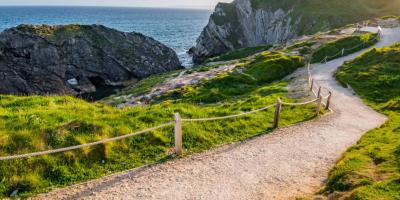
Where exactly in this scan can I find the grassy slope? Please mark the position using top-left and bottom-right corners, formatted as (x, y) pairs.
(251, 0), (400, 35)
(159, 51), (304, 103)
(323, 44), (400, 199)
(311, 33), (378, 63)
(0, 51), (317, 198)
(204, 45), (271, 64)
(105, 69), (183, 104)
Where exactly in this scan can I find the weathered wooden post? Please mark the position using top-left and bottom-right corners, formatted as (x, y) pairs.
(377, 26), (382, 40)
(316, 87), (322, 115)
(324, 56), (328, 63)
(325, 91), (332, 110)
(317, 86), (322, 98)
(316, 97), (322, 116)
(341, 48), (345, 56)
(174, 113), (183, 156)
(273, 98), (282, 129)
(310, 79), (314, 91)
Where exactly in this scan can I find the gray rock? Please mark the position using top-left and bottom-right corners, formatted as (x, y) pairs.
(0, 24), (182, 95)
(191, 0), (400, 63)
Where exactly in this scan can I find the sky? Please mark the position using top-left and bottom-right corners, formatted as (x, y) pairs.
(0, 0), (234, 9)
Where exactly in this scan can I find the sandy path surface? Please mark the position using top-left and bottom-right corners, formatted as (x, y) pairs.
(33, 27), (400, 200)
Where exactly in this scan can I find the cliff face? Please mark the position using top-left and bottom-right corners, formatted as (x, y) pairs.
(191, 0), (400, 63)
(0, 24), (181, 95)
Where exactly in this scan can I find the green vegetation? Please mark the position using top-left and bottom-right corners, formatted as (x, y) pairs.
(0, 51), (317, 198)
(311, 33), (378, 63)
(380, 15), (400, 20)
(159, 51), (304, 103)
(20, 24), (109, 46)
(18, 24), (137, 58)
(285, 41), (315, 56)
(250, 0), (400, 34)
(323, 43), (400, 199)
(286, 41), (315, 51)
(204, 45), (271, 63)
(106, 70), (183, 103)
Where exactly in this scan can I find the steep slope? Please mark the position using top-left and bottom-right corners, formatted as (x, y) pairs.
(190, 0), (400, 63)
(0, 24), (181, 95)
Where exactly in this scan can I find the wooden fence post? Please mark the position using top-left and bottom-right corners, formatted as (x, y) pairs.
(325, 91), (332, 110)
(273, 98), (282, 129)
(174, 113), (183, 156)
(316, 97), (322, 116)
(317, 86), (322, 98)
(310, 79), (314, 91)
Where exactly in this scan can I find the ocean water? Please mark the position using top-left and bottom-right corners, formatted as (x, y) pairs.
(0, 6), (212, 66)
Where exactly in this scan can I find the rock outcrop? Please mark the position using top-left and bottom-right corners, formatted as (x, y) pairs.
(0, 24), (181, 95)
(191, 0), (400, 63)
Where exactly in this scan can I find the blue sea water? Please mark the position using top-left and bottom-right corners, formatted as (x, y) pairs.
(0, 6), (212, 66)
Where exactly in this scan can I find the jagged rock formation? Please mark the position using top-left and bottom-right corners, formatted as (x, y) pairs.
(0, 24), (181, 95)
(190, 0), (400, 63)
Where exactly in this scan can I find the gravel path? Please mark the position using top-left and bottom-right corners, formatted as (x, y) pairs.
(33, 27), (400, 200)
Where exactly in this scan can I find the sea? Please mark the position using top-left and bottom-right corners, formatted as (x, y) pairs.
(0, 6), (213, 66)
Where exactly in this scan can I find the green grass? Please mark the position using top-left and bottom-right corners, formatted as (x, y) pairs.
(286, 41), (315, 51)
(322, 43), (400, 199)
(0, 51), (318, 198)
(311, 33), (378, 63)
(159, 51), (304, 103)
(204, 45), (271, 64)
(251, 0), (400, 35)
(105, 69), (183, 104)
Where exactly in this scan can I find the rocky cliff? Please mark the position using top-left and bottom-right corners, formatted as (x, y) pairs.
(0, 24), (181, 95)
(191, 0), (400, 63)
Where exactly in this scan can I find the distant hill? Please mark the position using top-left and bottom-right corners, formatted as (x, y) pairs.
(190, 0), (400, 63)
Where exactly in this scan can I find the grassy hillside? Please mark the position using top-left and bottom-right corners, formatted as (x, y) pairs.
(0, 51), (317, 198)
(311, 33), (378, 63)
(322, 44), (400, 199)
(204, 45), (271, 64)
(160, 51), (303, 103)
(251, 0), (400, 34)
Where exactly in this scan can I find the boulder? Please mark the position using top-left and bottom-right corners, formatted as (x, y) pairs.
(0, 24), (182, 95)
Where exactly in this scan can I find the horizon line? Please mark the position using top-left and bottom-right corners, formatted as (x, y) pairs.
(0, 5), (215, 11)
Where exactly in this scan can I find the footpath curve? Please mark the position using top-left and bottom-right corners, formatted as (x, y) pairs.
(34, 27), (400, 200)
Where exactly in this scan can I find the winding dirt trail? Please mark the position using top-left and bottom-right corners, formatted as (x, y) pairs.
(34, 27), (400, 200)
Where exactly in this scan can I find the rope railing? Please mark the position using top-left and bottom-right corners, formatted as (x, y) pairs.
(0, 122), (174, 161)
(281, 98), (319, 106)
(317, 29), (382, 64)
(2, 27), (381, 161)
(307, 27), (382, 111)
(182, 104), (276, 122)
